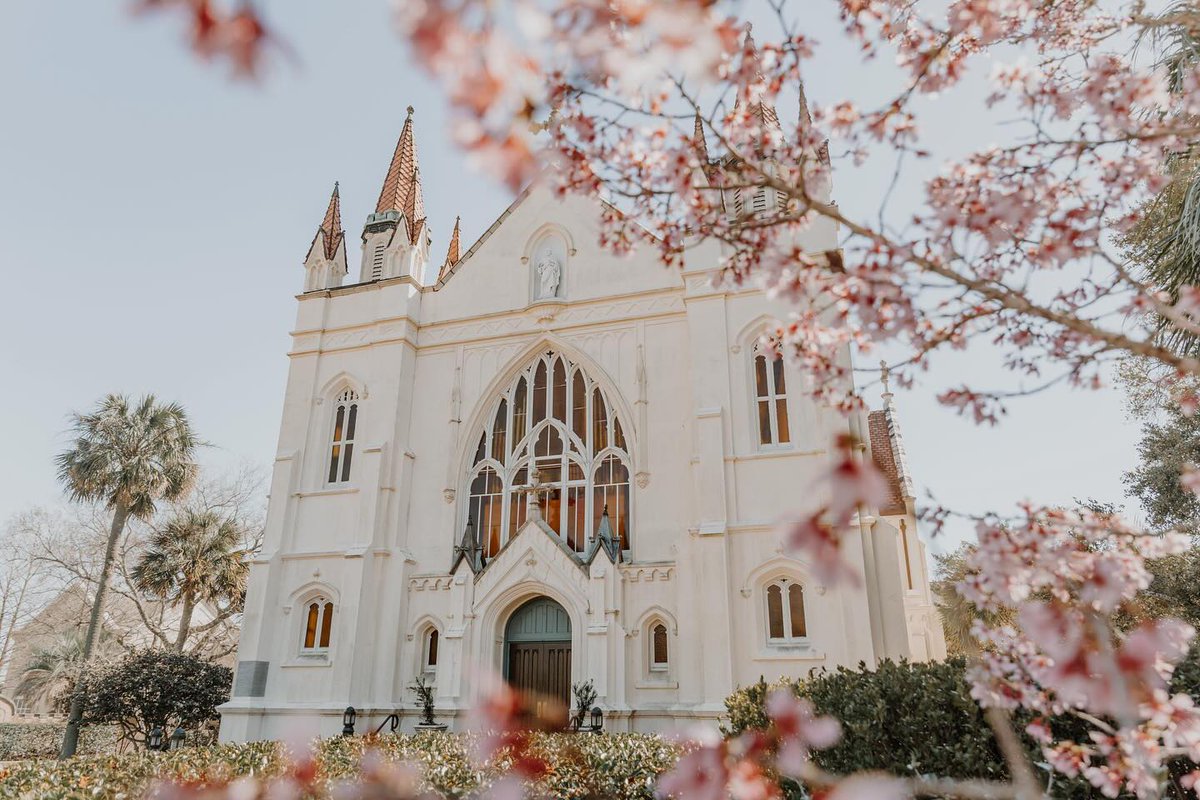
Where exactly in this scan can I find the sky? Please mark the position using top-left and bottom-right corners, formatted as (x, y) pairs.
(0, 2), (1149, 553)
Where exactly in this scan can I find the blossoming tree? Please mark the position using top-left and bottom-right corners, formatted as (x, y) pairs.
(136, 0), (1200, 798)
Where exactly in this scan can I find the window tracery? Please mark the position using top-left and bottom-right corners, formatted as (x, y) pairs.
(301, 597), (334, 653)
(328, 388), (359, 483)
(753, 346), (790, 446)
(465, 351), (632, 559)
(765, 578), (807, 643)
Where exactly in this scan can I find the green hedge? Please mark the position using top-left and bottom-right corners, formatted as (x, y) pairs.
(725, 653), (1200, 798)
(0, 732), (683, 800)
(0, 723), (122, 761)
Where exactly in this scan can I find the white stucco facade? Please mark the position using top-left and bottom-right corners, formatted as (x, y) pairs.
(219, 111), (945, 743)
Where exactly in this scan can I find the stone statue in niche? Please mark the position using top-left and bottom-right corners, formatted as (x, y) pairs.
(535, 248), (562, 299)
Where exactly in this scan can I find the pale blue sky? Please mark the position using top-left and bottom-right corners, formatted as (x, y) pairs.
(0, 2), (1146, 550)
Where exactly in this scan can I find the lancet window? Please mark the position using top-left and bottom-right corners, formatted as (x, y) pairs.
(327, 389), (359, 484)
(465, 351), (632, 560)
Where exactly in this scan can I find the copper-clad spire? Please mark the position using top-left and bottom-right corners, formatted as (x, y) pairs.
(735, 26), (781, 131)
(375, 106), (426, 243)
(438, 215), (461, 282)
(693, 112), (710, 164)
(798, 80), (812, 129)
(319, 182), (344, 260)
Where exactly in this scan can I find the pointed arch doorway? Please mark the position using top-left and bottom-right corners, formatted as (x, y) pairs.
(504, 597), (571, 710)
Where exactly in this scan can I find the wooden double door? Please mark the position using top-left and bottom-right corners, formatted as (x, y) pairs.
(507, 641), (571, 709)
(504, 597), (572, 711)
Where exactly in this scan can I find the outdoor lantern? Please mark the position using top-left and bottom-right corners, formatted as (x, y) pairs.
(590, 706), (603, 733)
(342, 706), (357, 737)
(168, 726), (185, 751)
(148, 726), (164, 751)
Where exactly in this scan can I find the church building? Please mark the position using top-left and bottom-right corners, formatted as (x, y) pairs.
(219, 97), (946, 741)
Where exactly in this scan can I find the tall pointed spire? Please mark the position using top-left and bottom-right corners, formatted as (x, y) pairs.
(318, 182), (344, 260)
(375, 106), (426, 244)
(438, 216), (461, 283)
(693, 112), (710, 165)
(735, 26), (781, 132)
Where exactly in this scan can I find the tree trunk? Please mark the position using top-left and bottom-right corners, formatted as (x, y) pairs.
(173, 590), (195, 652)
(59, 502), (128, 759)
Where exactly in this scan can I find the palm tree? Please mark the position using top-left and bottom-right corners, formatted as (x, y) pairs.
(17, 630), (118, 715)
(55, 394), (198, 757)
(132, 508), (248, 651)
(1125, 4), (1200, 355)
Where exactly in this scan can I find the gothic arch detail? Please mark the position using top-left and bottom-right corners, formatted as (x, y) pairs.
(461, 348), (633, 561)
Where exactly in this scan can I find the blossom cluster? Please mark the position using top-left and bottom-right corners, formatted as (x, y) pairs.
(959, 505), (1198, 797)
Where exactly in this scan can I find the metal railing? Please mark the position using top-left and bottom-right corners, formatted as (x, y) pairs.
(373, 713), (400, 736)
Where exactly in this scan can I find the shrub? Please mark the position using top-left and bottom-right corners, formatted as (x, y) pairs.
(0, 722), (121, 760)
(0, 732), (682, 800)
(724, 654), (1200, 798)
(79, 649), (232, 748)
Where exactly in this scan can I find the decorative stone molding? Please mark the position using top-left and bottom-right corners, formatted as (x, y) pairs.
(622, 566), (674, 582)
(442, 488), (456, 504)
(635, 471), (650, 489)
(527, 299), (566, 325)
(408, 576), (454, 592)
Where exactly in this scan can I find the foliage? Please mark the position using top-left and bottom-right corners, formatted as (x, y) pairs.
(79, 649), (231, 748)
(132, 508), (250, 650)
(17, 629), (120, 715)
(725, 656), (1200, 796)
(571, 678), (598, 730)
(1125, 403), (1200, 534)
(0, 722), (121, 761)
(723, 661), (1004, 778)
(930, 544), (1018, 657)
(0, 732), (682, 800)
(409, 675), (436, 726)
(56, 394), (199, 520)
(55, 393), (200, 757)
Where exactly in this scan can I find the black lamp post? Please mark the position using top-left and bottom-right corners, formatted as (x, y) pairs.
(590, 706), (603, 734)
(168, 726), (186, 751)
(342, 706), (357, 737)
(148, 726), (164, 751)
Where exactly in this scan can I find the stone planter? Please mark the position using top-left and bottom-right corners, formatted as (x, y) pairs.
(414, 723), (449, 733)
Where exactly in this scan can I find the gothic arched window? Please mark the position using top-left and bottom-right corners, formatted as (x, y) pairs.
(301, 597), (334, 653)
(765, 579), (807, 643)
(464, 351), (632, 559)
(650, 622), (669, 672)
(328, 389), (359, 483)
(423, 628), (439, 674)
(753, 346), (790, 447)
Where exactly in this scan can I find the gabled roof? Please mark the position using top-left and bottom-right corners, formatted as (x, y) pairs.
(431, 176), (663, 291)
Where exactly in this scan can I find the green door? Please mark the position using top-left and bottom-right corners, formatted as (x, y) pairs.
(504, 598), (572, 710)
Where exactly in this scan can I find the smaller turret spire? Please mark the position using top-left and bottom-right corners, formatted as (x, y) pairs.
(302, 181), (348, 291)
(438, 216), (461, 283)
(318, 182), (344, 260)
